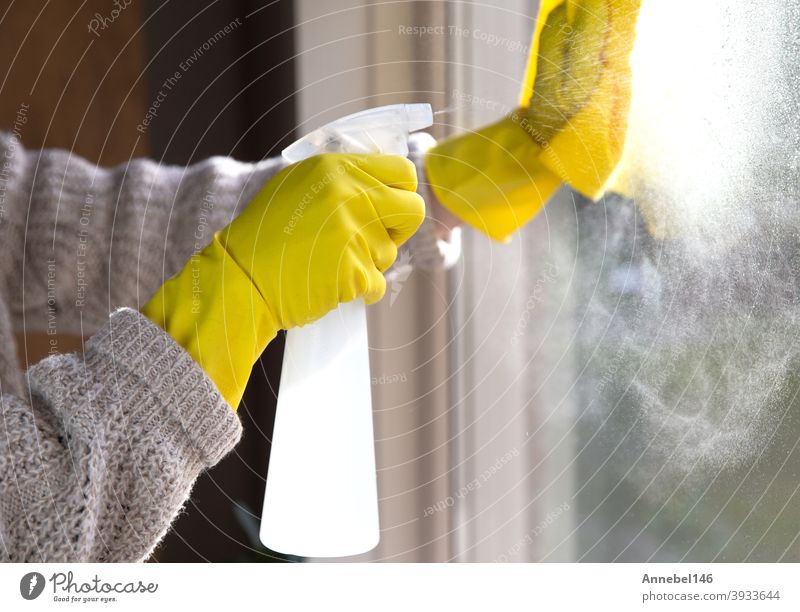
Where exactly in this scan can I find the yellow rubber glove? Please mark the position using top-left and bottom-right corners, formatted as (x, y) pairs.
(142, 154), (424, 409)
(424, 0), (641, 242)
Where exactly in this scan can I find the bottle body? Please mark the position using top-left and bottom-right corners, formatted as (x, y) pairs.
(260, 300), (378, 557)
(261, 103), (432, 557)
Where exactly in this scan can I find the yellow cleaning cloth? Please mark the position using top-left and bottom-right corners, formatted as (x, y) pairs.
(425, 0), (641, 242)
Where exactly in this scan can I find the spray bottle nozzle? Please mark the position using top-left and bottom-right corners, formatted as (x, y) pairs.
(282, 103), (434, 163)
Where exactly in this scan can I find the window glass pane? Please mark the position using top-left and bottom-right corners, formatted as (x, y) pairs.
(571, 0), (800, 561)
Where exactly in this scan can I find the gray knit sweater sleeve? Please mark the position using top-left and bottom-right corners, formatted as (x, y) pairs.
(0, 131), (285, 335)
(0, 307), (242, 562)
(0, 133), (285, 562)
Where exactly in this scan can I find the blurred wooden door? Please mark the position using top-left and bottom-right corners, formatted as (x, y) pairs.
(1, 0), (150, 365)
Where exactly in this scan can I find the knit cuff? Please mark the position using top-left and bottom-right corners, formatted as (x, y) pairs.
(85, 307), (242, 468)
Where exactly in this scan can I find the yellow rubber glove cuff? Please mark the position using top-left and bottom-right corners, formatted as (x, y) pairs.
(141, 234), (279, 409)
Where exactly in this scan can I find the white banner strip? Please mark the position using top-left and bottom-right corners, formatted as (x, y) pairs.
(1, 563), (797, 610)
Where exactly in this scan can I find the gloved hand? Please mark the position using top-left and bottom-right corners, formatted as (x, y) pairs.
(142, 153), (424, 408)
(424, 0), (640, 243)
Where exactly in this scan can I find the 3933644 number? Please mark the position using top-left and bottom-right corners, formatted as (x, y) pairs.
(730, 590), (780, 601)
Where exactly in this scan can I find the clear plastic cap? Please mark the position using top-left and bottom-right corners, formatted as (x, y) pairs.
(402, 103), (434, 132)
(283, 103), (434, 163)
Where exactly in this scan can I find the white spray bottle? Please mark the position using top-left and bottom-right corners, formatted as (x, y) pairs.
(260, 103), (433, 558)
